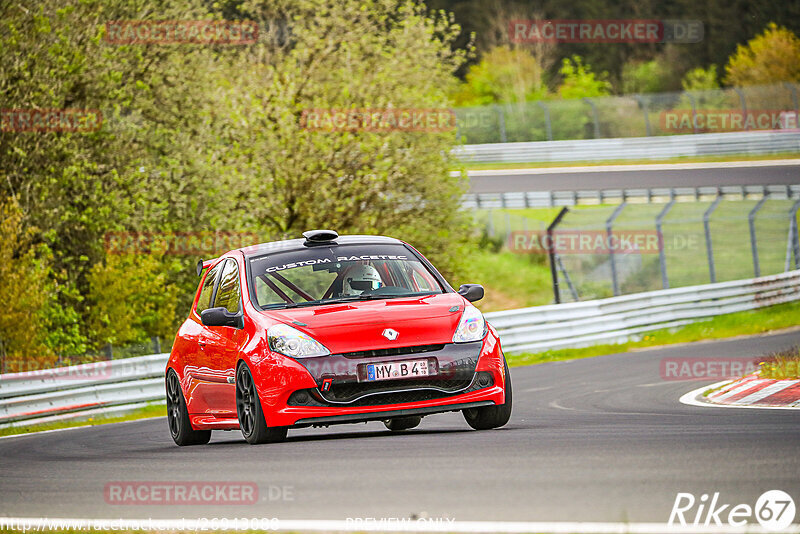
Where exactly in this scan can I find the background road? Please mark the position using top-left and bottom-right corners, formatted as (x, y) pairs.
(467, 160), (800, 193)
(2, 331), (799, 524)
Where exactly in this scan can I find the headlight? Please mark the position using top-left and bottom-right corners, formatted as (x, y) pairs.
(453, 305), (486, 343)
(267, 324), (330, 358)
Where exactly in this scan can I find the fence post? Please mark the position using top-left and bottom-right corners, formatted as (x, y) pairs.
(703, 191), (723, 283)
(748, 193), (769, 277)
(606, 201), (627, 296)
(151, 336), (161, 354)
(583, 97), (601, 139)
(495, 105), (507, 143)
(555, 255), (580, 302)
(103, 343), (113, 360)
(547, 207), (569, 304)
(785, 82), (799, 124)
(536, 101), (553, 141)
(686, 92), (699, 134)
(656, 191), (676, 289)
(733, 87), (748, 131)
(790, 199), (800, 270)
(635, 95), (652, 136)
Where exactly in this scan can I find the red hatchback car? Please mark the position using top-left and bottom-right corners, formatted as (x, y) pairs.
(166, 230), (512, 445)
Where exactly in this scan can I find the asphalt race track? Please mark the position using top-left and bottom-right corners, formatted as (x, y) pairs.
(467, 160), (800, 193)
(1, 331), (799, 525)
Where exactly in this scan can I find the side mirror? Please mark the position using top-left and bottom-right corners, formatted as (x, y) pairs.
(201, 307), (243, 328)
(457, 284), (484, 303)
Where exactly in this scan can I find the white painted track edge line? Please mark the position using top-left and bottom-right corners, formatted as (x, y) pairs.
(2, 517), (799, 534)
(0, 415), (164, 440)
(454, 159), (800, 177)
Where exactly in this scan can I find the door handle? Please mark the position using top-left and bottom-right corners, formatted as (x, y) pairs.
(199, 341), (207, 350)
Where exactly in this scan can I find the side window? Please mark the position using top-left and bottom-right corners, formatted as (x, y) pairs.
(214, 259), (241, 313)
(196, 263), (222, 314)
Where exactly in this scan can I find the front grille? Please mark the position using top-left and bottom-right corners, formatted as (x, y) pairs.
(336, 344), (444, 359)
(287, 371), (494, 408)
(326, 377), (472, 402)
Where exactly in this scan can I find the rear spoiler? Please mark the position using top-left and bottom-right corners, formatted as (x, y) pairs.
(196, 258), (218, 276)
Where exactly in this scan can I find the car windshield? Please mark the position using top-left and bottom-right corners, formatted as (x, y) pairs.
(248, 243), (445, 309)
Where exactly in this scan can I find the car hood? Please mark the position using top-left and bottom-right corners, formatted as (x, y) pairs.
(261, 293), (468, 354)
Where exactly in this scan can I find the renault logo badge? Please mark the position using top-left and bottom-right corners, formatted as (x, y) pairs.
(382, 328), (399, 341)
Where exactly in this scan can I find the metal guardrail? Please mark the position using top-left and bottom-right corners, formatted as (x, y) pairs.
(462, 184), (800, 210)
(453, 131), (800, 163)
(1, 269), (799, 427)
(488, 269), (800, 353)
(0, 354), (168, 426)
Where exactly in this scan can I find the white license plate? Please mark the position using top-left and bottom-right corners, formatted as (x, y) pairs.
(365, 360), (430, 381)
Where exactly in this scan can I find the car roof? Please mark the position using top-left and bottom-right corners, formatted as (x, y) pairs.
(239, 234), (405, 259)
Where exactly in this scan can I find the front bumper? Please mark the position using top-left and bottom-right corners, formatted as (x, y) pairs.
(259, 328), (507, 427)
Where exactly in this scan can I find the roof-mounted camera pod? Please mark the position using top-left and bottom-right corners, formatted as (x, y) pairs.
(302, 229), (339, 247)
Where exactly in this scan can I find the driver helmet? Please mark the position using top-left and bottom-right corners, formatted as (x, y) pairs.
(342, 264), (383, 296)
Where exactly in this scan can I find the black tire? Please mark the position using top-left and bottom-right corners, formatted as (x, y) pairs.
(383, 416), (422, 431)
(236, 363), (288, 445)
(166, 369), (212, 446)
(463, 359), (512, 430)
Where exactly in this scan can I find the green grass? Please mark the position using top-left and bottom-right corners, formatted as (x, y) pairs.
(456, 152), (800, 171)
(0, 402), (165, 437)
(758, 346), (800, 379)
(506, 300), (800, 367)
(475, 202), (800, 302)
(467, 249), (553, 312)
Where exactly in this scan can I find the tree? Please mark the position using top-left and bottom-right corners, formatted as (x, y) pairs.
(199, 0), (474, 278)
(0, 198), (52, 372)
(0, 0), (475, 365)
(556, 56), (611, 99)
(725, 23), (800, 86)
(682, 66), (720, 91)
(450, 46), (547, 106)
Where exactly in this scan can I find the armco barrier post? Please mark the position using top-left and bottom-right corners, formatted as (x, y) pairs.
(703, 192), (723, 283)
(548, 207), (569, 304)
(748, 193), (769, 277)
